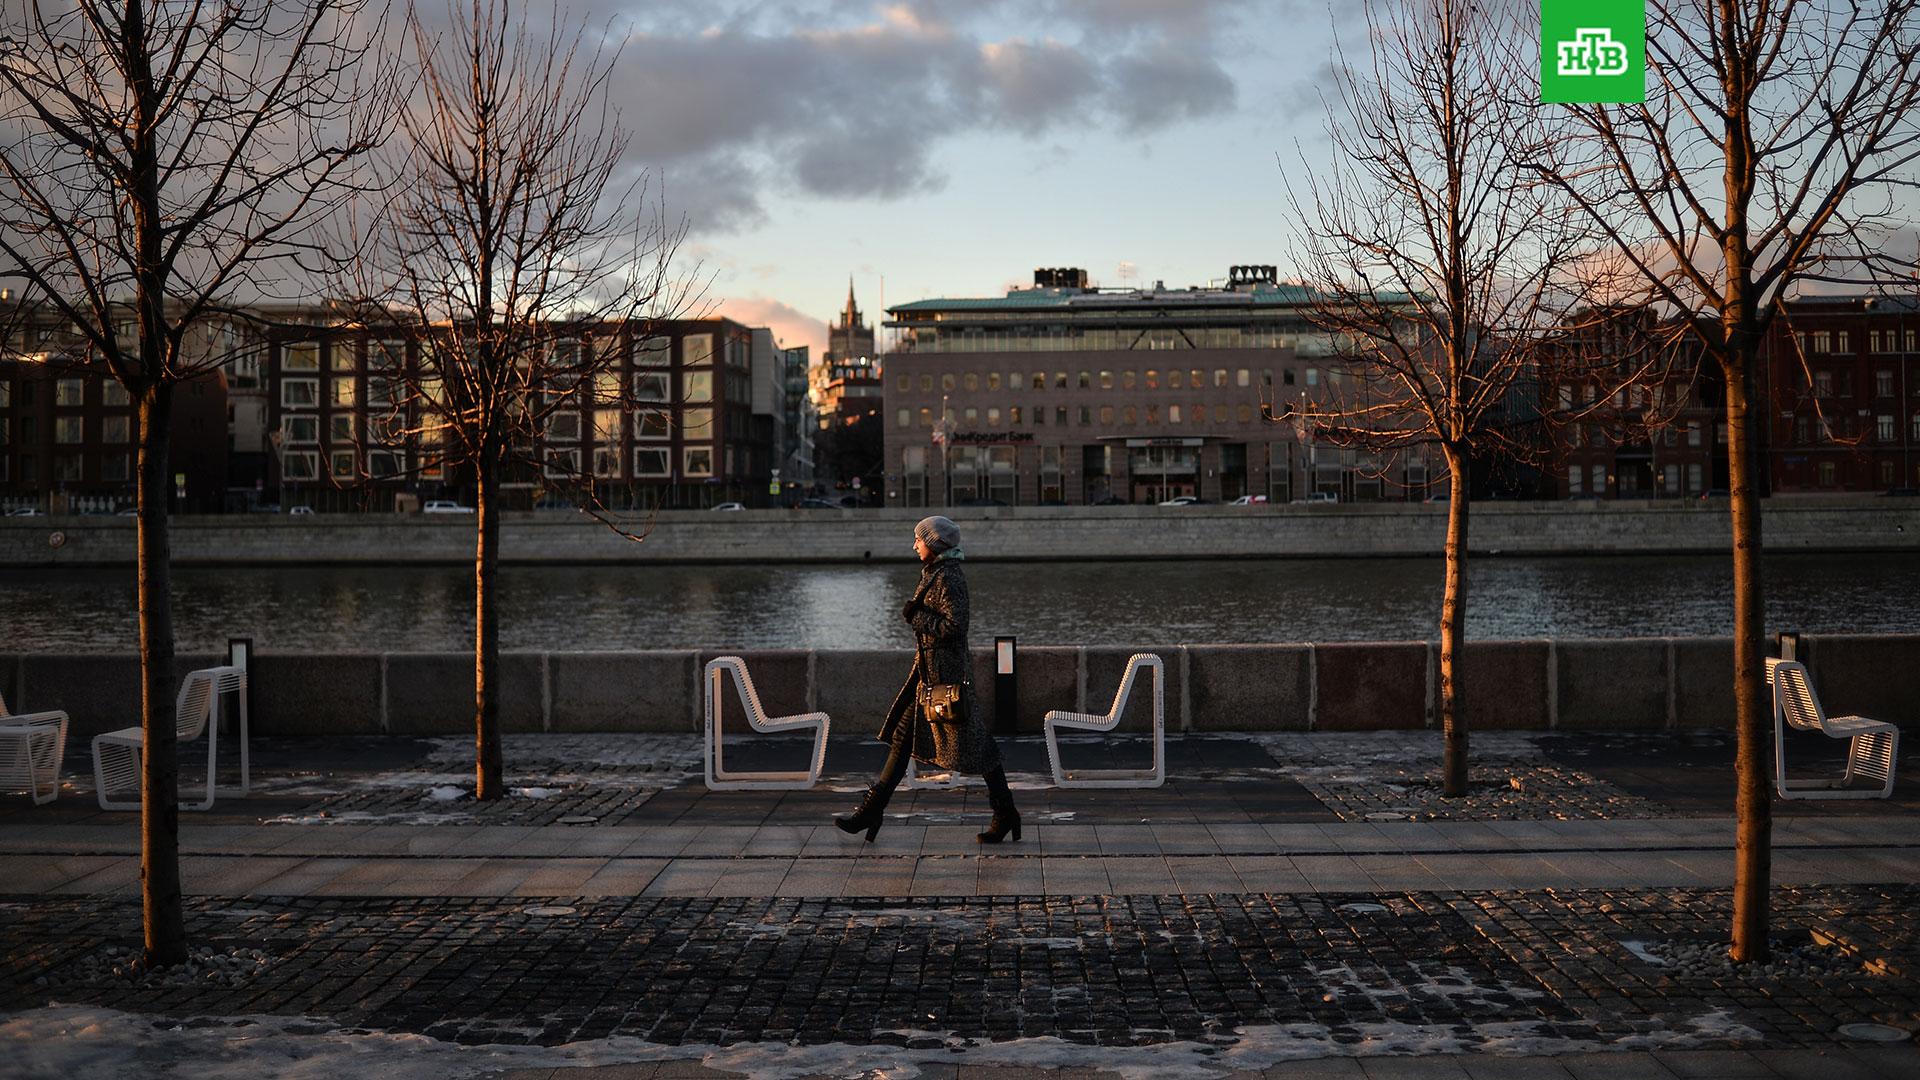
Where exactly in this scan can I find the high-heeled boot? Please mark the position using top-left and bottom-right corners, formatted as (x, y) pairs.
(977, 766), (1021, 844)
(834, 782), (895, 842)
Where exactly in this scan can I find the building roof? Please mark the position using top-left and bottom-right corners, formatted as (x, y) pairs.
(886, 280), (1413, 318)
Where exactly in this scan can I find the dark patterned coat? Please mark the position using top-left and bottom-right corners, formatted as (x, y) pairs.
(877, 556), (1003, 774)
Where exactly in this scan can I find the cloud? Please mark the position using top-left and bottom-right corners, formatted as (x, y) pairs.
(716, 295), (831, 356)
(587, 1), (1267, 232)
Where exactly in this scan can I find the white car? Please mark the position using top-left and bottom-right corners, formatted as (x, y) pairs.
(1229, 495), (1269, 506)
(711, 502), (745, 512)
(1157, 496), (1199, 506)
(1301, 492), (1338, 504)
(422, 500), (475, 514)
(288, 506), (315, 516)
(5, 508), (45, 517)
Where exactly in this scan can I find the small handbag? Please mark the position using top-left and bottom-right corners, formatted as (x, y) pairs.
(918, 681), (964, 726)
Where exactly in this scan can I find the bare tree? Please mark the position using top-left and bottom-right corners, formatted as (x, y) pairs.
(1539, 0), (1920, 963)
(356, 0), (688, 800)
(0, 0), (390, 966)
(1284, 0), (1633, 796)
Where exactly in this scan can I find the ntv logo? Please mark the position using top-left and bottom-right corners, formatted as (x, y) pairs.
(1557, 27), (1630, 77)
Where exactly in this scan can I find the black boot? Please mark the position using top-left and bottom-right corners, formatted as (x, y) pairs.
(978, 766), (1021, 844)
(835, 783), (894, 842)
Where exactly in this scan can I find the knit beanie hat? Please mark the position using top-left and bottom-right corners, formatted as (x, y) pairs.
(914, 515), (961, 554)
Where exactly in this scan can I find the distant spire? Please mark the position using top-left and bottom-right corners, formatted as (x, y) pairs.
(844, 276), (858, 323)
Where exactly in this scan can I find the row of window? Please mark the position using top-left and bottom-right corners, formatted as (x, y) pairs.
(0, 415), (133, 445)
(1792, 459), (1920, 488)
(277, 445), (724, 483)
(280, 334), (729, 373)
(276, 369), (726, 412)
(898, 403), (1268, 431)
(1799, 329), (1920, 355)
(0, 378), (131, 409)
(0, 451), (130, 484)
(1804, 368), (1920, 398)
(896, 367), (1287, 395)
(278, 407), (722, 448)
(1564, 420), (1726, 449)
(1789, 413), (1920, 445)
(1566, 463), (1709, 495)
(895, 325), (1318, 354)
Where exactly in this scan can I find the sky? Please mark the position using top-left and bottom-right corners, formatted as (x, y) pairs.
(585, 0), (1348, 358)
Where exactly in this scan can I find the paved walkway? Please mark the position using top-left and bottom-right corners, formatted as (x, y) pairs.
(3, 732), (1918, 1079)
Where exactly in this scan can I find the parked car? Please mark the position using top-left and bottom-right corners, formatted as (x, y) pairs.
(797, 498), (841, 509)
(5, 507), (45, 517)
(1157, 496), (1198, 506)
(1090, 494), (1130, 506)
(422, 500), (475, 514)
(1422, 492), (1449, 504)
(1300, 492), (1338, 504)
(1228, 495), (1269, 506)
(711, 502), (745, 512)
(288, 506), (315, 516)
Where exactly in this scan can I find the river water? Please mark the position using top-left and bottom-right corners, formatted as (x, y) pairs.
(6, 552), (1919, 653)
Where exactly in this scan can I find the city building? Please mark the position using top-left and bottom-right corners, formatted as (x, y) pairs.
(880, 265), (1434, 506)
(258, 316), (773, 511)
(0, 298), (233, 514)
(1765, 294), (1920, 494)
(778, 343), (816, 494)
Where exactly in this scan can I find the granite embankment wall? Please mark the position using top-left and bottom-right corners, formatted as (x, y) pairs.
(9, 634), (1916, 739)
(5, 498), (1920, 566)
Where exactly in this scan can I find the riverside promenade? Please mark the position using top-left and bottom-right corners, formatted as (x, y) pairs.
(3, 730), (1919, 1079)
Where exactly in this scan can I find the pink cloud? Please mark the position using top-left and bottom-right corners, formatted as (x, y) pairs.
(715, 295), (830, 358)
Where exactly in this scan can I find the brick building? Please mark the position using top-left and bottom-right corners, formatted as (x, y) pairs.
(1766, 295), (1920, 494)
(881, 266), (1437, 507)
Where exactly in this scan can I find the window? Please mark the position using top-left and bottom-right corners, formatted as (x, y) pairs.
(1837, 331), (1849, 352)
(1167, 369), (1183, 390)
(331, 377), (357, 407)
(987, 408), (1000, 427)
(1237, 368), (1251, 388)
(102, 381), (129, 406)
(1099, 405), (1114, 424)
(896, 375), (909, 392)
(1122, 405), (1137, 425)
(56, 379), (84, 406)
(1591, 464), (1607, 494)
(546, 411), (581, 441)
(988, 372), (1002, 391)
(1877, 370), (1895, 397)
(1010, 406), (1021, 425)
(101, 453), (129, 482)
(682, 334), (714, 366)
(284, 342), (321, 371)
(1305, 368), (1319, 387)
(634, 336), (671, 367)
(633, 372), (669, 403)
(1814, 370), (1833, 397)
(1237, 404), (1253, 424)
(682, 407), (714, 438)
(0, 379), (8, 406)
(330, 343), (355, 372)
(964, 407), (978, 424)
(964, 373), (979, 391)
(0, 418), (10, 445)
(683, 446), (713, 477)
(1567, 465), (1583, 495)
(1144, 405), (1158, 425)
(53, 453), (82, 481)
(369, 451), (403, 479)
(592, 408), (621, 446)
(544, 447), (580, 478)
(1716, 422), (1727, 444)
(1122, 370), (1136, 390)
(281, 450), (319, 480)
(1686, 463), (1703, 494)
(1144, 369), (1159, 390)
(282, 378), (319, 408)
(366, 377), (396, 407)
(1168, 405), (1181, 425)
(1214, 369), (1228, 387)
(942, 373), (956, 392)
(55, 416), (83, 443)
(1070, 371), (1081, 389)
(918, 407), (931, 428)
(331, 450), (357, 480)
(281, 415), (319, 444)
(898, 408), (911, 427)
(370, 340), (405, 371)
(1262, 370), (1275, 388)
(329, 415), (356, 443)
(682, 370), (713, 403)
(633, 447), (670, 477)
(593, 444), (621, 479)
(1913, 412), (1920, 441)
(922, 374), (934, 392)
(1687, 420), (1702, 446)
(1062, 406), (1074, 426)
(1818, 460), (1836, 485)
(1099, 370), (1113, 390)
(1879, 415), (1895, 442)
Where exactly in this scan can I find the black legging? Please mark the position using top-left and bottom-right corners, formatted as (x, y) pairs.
(873, 715), (1013, 809)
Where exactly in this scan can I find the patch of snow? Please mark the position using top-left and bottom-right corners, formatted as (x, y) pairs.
(0, 1005), (1771, 1080)
(424, 786), (468, 802)
(512, 787), (562, 800)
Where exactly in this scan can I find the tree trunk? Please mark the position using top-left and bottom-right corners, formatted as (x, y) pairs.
(474, 446), (503, 800)
(1439, 444), (1470, 798)
(136, 382), (186, 966)
(1725, 354), (1771, 963)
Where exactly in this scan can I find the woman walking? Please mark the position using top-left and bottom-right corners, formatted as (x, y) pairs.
(835, 516), (1021, 844)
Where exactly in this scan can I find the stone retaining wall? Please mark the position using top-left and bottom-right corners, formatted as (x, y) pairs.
(8, 634), (1915, 738)
(6, 498), (1920, 566)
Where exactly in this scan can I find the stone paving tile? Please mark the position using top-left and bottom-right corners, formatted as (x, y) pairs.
(705, 860), (792, 898)
(975, 857), (1045, 897)
(1102, 856), (1176, 894)
(1291, 855), (1379, 892)
(578, 859), (668, 896)
(1651, 1050), (1777, 1077)
(1460, 1060), (1575, 1080)
(1040, 857), (1111, 895)
(774, 857), (856, 898)
(910, 855), (979, 897)
(513, 861), (608, 897)
(641, 859), (735, 896)
(1556, 1050), (1679, 1078)
(1359, 1058), (1474, 1078)
(1264, 1060), (1369, 1079)
(1228, 855), (1313, 892)
(1165, 854), (1247, 893)
(1093, 825), (1160, 855)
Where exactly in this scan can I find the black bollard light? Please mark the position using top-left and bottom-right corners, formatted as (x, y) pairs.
(1776, 631), (1800, 662)
(994, 636), (1017, 735)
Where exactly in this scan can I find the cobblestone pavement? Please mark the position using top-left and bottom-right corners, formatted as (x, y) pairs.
(4, 885), (1916, 1053)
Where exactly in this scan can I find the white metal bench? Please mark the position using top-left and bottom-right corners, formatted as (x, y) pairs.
(0, 692), (70, 805)
(93, 665), (250, 811)
(703, 656), (831, 790)
(1044, 652), (1165, 788)
(1767, 658), (1900, 800)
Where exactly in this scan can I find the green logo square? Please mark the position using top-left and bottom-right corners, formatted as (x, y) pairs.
(1540, 0), (1645, 103)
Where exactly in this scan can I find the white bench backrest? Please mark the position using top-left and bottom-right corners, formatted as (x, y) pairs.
(176, 667), (245, 742)
(1766, 658), (1826, 734)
